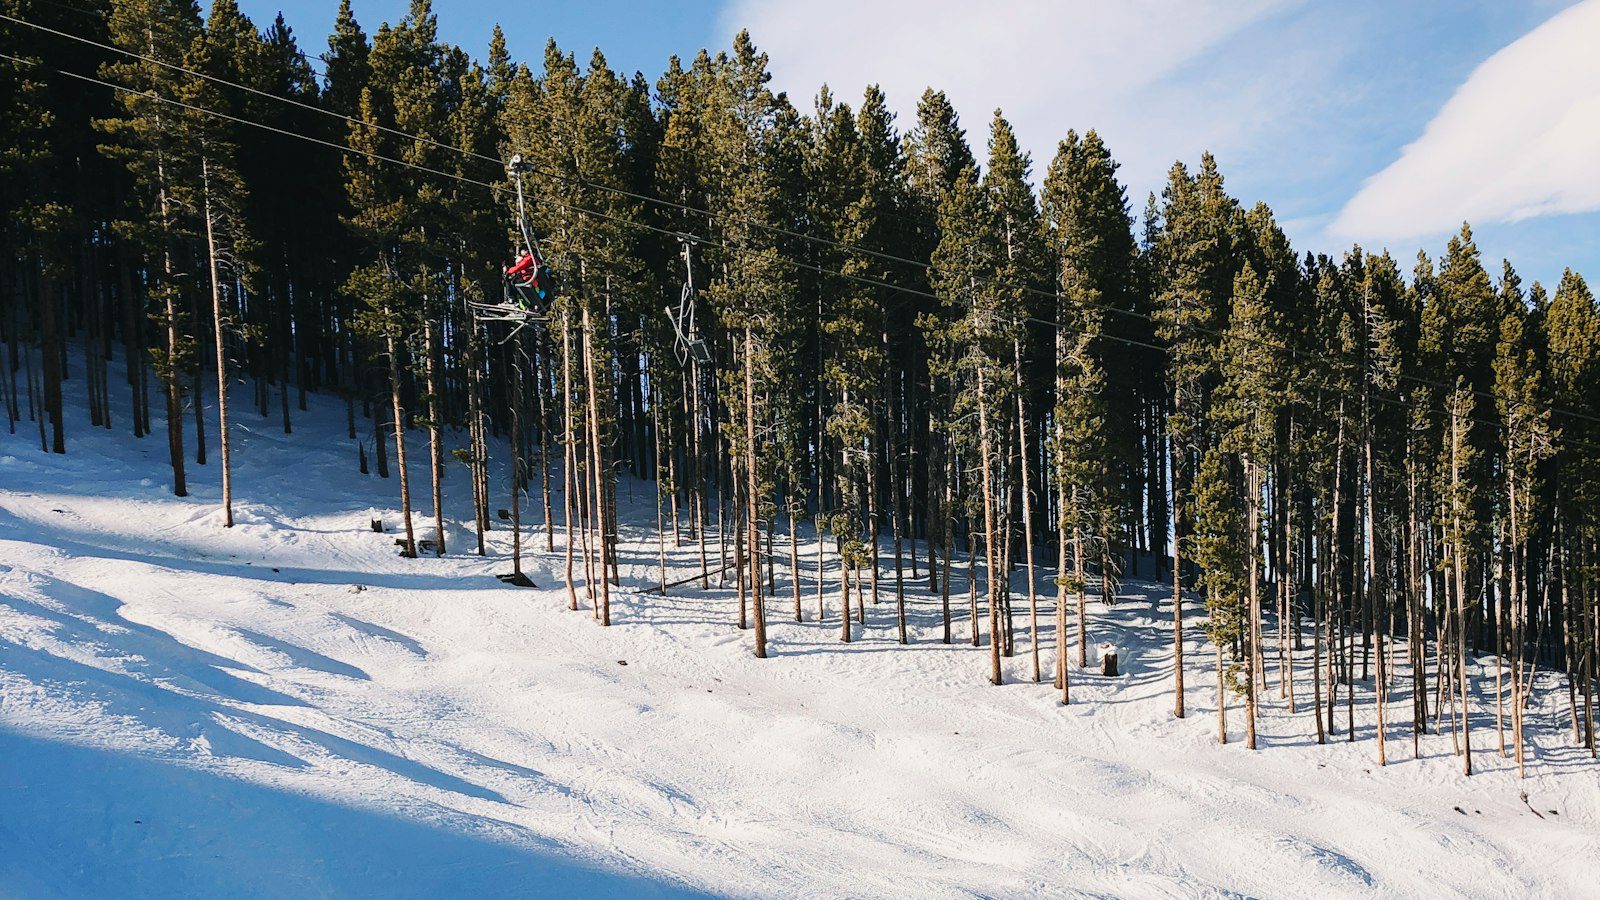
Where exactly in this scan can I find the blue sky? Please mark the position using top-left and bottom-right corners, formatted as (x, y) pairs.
(240, 0), (1600, 289)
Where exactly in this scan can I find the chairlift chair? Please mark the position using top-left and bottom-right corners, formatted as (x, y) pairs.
(667, 237), (711, 365)
(468, 154), (552, 338)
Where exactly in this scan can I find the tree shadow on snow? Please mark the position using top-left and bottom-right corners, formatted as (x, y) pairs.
(0, 580), (505, 802)
(0, 502), (504, 593)
(0, 728), (709, 899)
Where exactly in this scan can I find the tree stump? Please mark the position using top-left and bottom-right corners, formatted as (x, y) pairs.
(1099, 643), (1119, 677)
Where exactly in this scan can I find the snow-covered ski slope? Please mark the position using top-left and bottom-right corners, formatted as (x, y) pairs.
(1, 379), (1596, 899)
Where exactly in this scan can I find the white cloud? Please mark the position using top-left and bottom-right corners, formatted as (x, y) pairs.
(1331, 0), (1600, 243)
(718, 0), (1308, 198)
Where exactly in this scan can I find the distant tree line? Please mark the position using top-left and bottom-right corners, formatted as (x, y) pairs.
(2, 0), (1597, 773)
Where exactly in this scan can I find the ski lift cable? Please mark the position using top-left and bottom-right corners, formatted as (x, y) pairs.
(7, 48), (1600, 458)
(9, 9), (1599, 432)
(6, 12), (1583, 428)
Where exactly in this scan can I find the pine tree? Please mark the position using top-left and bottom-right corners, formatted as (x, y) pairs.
(931, 164), (1006, 682)
(0, 0), (62, 443)
(342, 77), (417, 556)
(1544, 269), (1599, 753)
(980, 110), (1045, 675)
(904, 88), (974, 635)
(1214, 263), (1288, 749)
(1492, 266), (1553, 774)
(99, 0), (208, 495)
(188, 0), (259, 526)
(1152, 153), (1241, 719)
(1043, 128), (1135, 699)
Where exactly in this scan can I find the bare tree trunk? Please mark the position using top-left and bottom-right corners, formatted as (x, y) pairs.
(154, 262), (185, 493)
(941, 437), (955, 644)
(386, 327), (415, 558)
(866, 415), (881, 609)
(1245, 452), (1260, 750)
(1450, 401), (1472, 776)
(744, 328), (766, 658)
(1509, 467), (1524, 776)
(1057, 474), (1071, 705)
(562, 315), (578, 611)
(462, 287), (487, 555)
(1014, 335), (1038, 681)
(968, 516), (980, 648)
(1171, 380), (1185, 717)
(1216, 624), (1228, 744)
(1314, 513), (1326, 745)
(654, 379), (668, 593)
(790, 498), (803, 622)
(192, 288), (206, 467)
(1409, 451), (1426, 757)
(691, 357), (709, 589)
(977, 366), (1002, 686)
(889, 375), (908, 644)
(1365, 431), (1385, 765)
(582, 305), (610, 626)
(425, 319), (445, 555)
(201, 167), (232, 526)
(839, 539), (852, 643)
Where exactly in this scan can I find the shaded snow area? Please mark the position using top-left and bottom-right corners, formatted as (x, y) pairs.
(1, 380), (1596, 899)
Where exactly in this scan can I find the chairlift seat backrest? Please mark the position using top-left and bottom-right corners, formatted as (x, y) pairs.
(690, 339), (713, 365)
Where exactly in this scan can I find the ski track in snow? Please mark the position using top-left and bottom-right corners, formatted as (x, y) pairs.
(0, 374), (1596, 899)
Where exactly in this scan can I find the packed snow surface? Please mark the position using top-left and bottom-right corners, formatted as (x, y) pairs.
(1, 380), (1596, 898)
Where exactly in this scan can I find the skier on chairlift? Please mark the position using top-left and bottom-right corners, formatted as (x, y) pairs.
(506, 246), (554, 309)
(497, 153), (555, 314)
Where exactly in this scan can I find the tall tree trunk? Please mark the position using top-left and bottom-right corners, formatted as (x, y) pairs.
(977, 366), (1002, 686)
(1449, 400), (1472, 776)
(1171, 379), (1185, 717)
(583, 304), (611, 626)
(424, 318), (445, 555)
(161, 280), (186, 496)
(386, 326), (415, 558)
(1014, 335), (1039, 681)
(562, 314), (578, 611)
(39, 271), (65, 455)
(1365, 429), (1385, 765)
(745, 328), (766, 658)
(202, 169), (232, 527)
(889, 371), (908, 645)
(1245, 451), (1260, 750)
